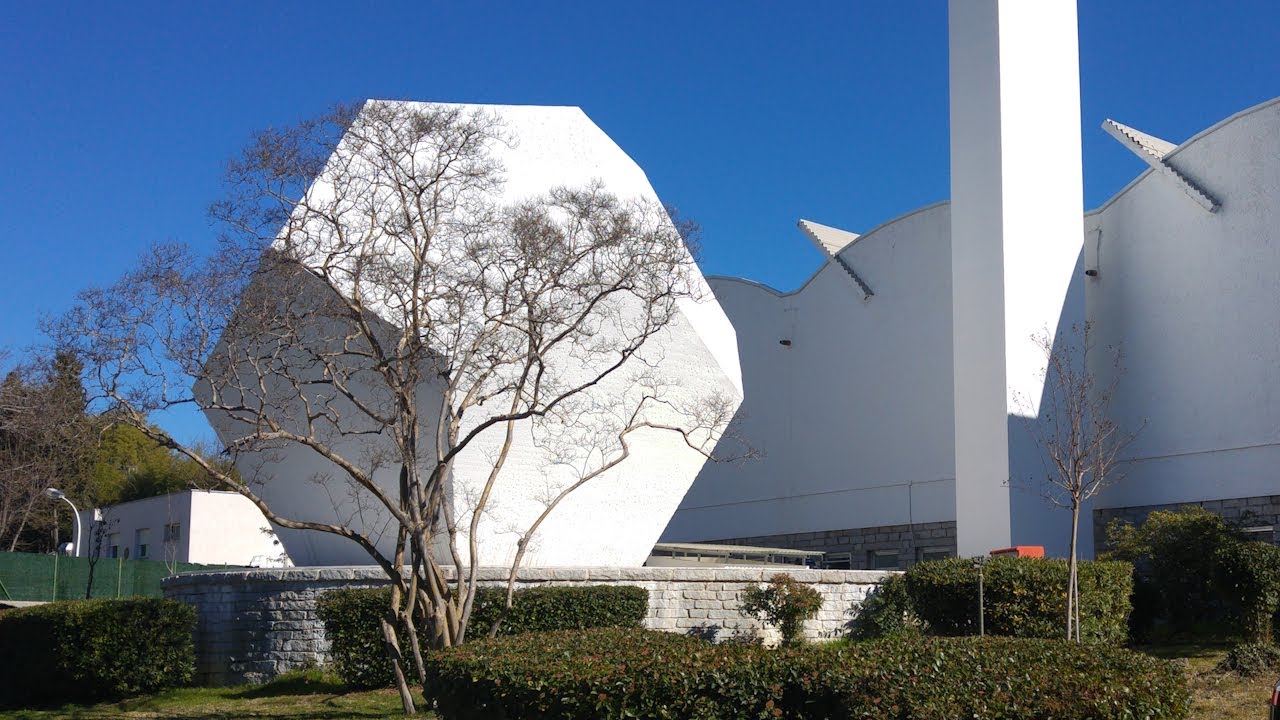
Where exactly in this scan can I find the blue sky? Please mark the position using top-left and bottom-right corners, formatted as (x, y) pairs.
(2, 1), (1278, 442)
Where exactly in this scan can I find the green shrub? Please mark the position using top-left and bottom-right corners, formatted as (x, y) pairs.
(0, 597), (195, 708)
(738, 573), (823, 645)
(427, 627), (1191, 720)
(316, 584), (649, 688)
(1103, 507), (1234, 634)
(1214, 539), (1280, 644)
(315, 587), (400, 689)
(845, 573), (923, 640)
(470, 585), (648, 636)
(1215, 641), (1280, 677)
(904, 556), (1132, 643)
(1104, 506), (1280, 642)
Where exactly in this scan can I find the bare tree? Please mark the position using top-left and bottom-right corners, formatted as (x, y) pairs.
(1019, 321), (1138, 642)
(54, 101), (740, 713)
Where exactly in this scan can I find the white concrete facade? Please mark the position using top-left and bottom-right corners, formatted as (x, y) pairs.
(665, 94), (1280, 562)
(947, 0), (1085, 556)
(78, 490), (290, 567)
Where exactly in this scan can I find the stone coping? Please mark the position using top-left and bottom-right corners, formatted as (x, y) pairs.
(162, 565), (895, 587)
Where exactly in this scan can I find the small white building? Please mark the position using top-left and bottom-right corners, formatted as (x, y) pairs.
(79, 490), (292, 568)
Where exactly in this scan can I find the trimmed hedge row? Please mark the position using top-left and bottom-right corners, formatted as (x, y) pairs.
(903, 556), (1133, 643)
(0, 598), (195, 708)
(316, 584), (648, 688)
(426, 627), (1191, 720)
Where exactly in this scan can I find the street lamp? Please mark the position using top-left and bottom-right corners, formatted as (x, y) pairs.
(44, 488), (81, 559)
(971, 555), (988, 636)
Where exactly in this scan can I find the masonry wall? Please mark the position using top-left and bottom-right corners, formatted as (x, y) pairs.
(709, 520), (957, 569)
(163, 566), (890, 686)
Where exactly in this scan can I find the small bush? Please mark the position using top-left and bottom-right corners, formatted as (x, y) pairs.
(1215, 641), (1280, 676)
(315, 587), (399, 689)
(427, 627), (1191, 720)
(738, 573), (823, 645)
(1215, 540), (1280, 644)
(0, 597), (195, 708)
(316, 584), (648, 688)
(904, 556), (1132, 643)
(1104, 506), (1280, 642)
(846, 573), (923, 640)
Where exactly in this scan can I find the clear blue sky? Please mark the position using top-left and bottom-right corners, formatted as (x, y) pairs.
(2, 1), (1278, 442)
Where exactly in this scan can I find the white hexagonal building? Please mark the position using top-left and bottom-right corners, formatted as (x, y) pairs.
(201, 101), (742, 568)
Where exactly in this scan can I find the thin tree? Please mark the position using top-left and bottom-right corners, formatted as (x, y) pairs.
(1020, 321), (1138, 642)
(54, 101), (741, 713)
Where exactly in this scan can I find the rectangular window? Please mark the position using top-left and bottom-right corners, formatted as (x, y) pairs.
(135, 528), (151, 560)
(1241, 526), (1275, 544)
(918, 547), (950, 563)
(164, 523), (182, 543)
(107, 533), (119, 559)
(824, 552), (852, 570)
(868, 550), (900, 570)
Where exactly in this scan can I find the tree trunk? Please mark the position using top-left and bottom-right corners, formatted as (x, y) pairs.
(1068, 502), (1081, 642)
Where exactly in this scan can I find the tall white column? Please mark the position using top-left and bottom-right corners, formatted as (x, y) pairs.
(949, 0), (1085, 557)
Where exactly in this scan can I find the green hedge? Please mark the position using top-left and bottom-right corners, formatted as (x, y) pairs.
(0, 597), (195, 708)
(316, 584), (648, 688)
(846, 573), (922, 640)
(904, 556), (1132, 643)
(426, 627), (1191, 720)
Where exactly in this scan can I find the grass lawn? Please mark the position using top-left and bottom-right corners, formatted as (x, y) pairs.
(0, 670), (434, 720)
(1143, 643), (1275, 720)
(0, 646), (1271, 719)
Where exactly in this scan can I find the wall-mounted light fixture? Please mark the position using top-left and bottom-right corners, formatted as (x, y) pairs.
(1084, 269), (1098, 277)
(778, 339), (792, 347)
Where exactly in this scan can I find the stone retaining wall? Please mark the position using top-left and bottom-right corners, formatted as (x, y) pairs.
(162, 565), (891, 685)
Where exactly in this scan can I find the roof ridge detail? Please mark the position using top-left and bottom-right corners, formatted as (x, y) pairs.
(1102, 118), (1220, 213)
(797, 219), (874, 300)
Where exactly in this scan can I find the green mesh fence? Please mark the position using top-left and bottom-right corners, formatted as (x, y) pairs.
(0, 552), (243, 602)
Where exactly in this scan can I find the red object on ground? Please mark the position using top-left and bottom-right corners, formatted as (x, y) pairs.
(989, 546), (1045, 558)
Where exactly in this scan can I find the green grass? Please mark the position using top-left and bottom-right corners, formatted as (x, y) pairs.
(1140, 642), (1275, 720)
(0, 669), (433, 720)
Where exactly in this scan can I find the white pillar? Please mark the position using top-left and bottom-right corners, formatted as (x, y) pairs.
(949, 0), (1085, 557)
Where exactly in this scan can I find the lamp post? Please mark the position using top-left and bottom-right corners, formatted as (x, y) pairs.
(44, 488), (81, 559)
(971, 555), (988, 636)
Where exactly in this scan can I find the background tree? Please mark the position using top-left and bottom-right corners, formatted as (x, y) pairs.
(1020, 321), (1139, 642)
(55, 101), (740, 713)
(0, 351), (99, 553)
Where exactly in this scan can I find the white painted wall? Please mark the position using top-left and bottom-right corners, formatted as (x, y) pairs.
(79, 490), (288, 567)
(1086, 97), (1280, 517)
(664, 204), (957, 542)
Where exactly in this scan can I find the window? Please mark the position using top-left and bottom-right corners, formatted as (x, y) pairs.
(135, 528), (151, 560)
(164, 523), (182, 543)
(1241, 526), (1275, 544)
(918, 547), (950, 563)
(824, 552), (852, 570)
(107, 533), (120, 559)
(868, 549), (900, 570)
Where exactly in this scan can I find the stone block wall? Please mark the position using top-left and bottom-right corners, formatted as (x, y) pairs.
(163, 565), (891, 686)
(1094, 494), (1280, 552)
(707, 520), (957, 569)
